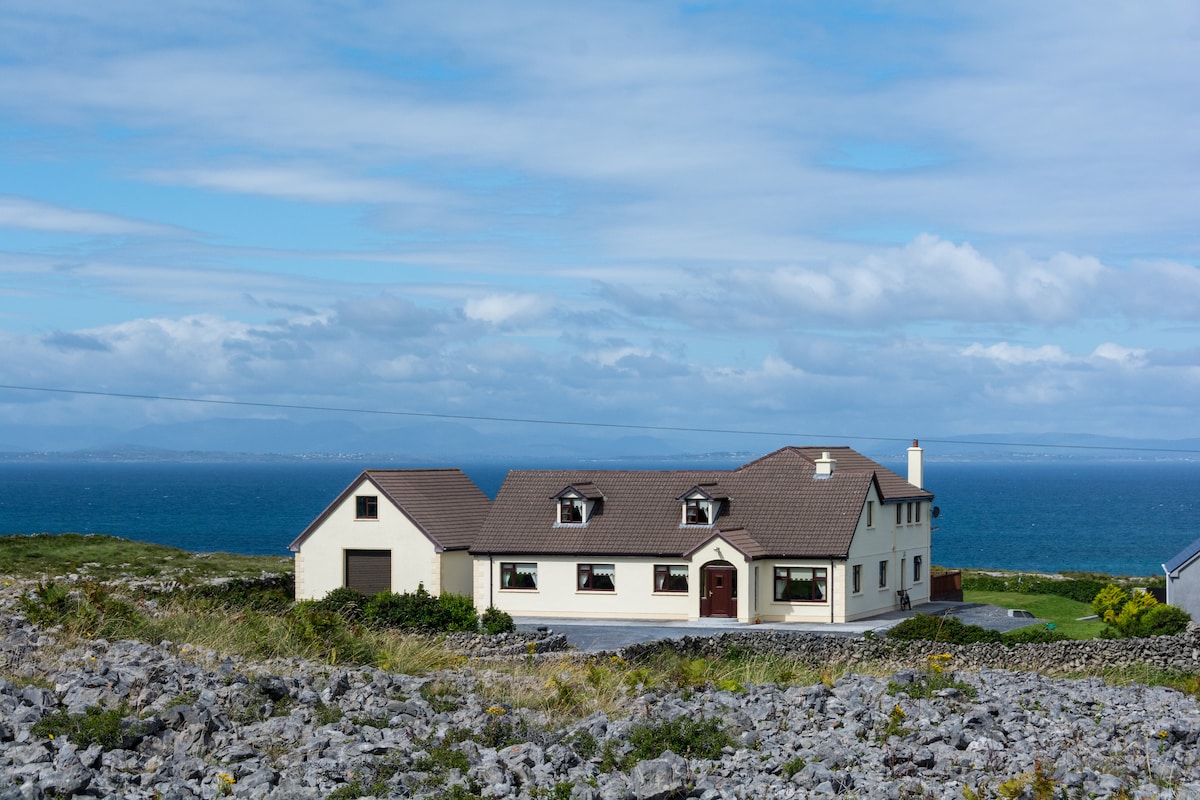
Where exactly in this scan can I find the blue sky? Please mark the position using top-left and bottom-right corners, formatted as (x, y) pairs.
(1, 2), (1198, 452)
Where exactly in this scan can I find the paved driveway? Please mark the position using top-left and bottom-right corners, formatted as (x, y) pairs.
(515, 602), (1049, 651)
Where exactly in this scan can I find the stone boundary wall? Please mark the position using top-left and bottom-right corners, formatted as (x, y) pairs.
(614, 626), (1200, 674)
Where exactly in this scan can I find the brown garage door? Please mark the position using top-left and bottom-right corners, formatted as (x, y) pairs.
(344, 549), (391, 595)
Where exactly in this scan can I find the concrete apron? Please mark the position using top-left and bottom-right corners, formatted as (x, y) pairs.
(512, 601), (995, 652)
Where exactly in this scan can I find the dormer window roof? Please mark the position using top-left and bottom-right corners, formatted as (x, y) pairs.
(560, 482), (604, 500)
(677, 483), (724, 526)
(676, 482), (728, 502)
(552, 483), (603, 525)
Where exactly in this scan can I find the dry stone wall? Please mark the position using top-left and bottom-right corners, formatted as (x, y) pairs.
(616, 625), (1200, 674)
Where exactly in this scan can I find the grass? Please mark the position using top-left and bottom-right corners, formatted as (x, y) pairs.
(0, 533), (292, 582)
(964, 589), (1106, 639)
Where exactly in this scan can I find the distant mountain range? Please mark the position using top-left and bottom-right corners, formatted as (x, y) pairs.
(0, 419), (1196, 463)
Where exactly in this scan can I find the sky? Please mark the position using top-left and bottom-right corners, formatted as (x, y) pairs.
(0, 1), (1198, 455)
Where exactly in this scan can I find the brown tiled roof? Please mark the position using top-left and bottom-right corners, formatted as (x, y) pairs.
(745, 447), (932, 502)
(290, 468), (491, 552)
(472, 446), (933, 560)
(556, 482), (605, 500)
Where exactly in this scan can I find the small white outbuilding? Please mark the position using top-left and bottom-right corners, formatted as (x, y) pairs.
(289, 468), (491, 601)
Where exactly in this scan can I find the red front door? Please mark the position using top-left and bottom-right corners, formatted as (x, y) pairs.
(703, 566), (736, 618)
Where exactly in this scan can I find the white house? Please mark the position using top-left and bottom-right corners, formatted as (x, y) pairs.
(470, 443), (934, 624)
(1163, 536), (1200, 620)
(289, 468), (491, 601)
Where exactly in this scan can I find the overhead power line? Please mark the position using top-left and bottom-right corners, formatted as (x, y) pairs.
(1, 382), (1198, 455)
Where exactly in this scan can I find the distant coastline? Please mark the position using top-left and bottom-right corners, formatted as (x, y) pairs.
(1, 443), (1196, 465)
(2, 458), (1198, 577)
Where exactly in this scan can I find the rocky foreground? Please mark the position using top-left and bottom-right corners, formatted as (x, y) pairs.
(3, 623), (1200, 800)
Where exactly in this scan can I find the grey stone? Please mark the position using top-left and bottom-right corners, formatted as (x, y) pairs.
(38, 764), (91, 796)
(629, 752), (690, 799)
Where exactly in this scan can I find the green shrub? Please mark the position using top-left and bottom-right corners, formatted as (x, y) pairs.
(481, 606), (515, 634)
(411, 735), (471, 778)
(624, 715), (734, 766)
(287, 602), (377, 664)
(1092, 584), (1130, 622)
(962, 573), (1009, 593)
(886, 614), (1002, 644)
(20, 580), (146, 638)
(438, 592), (481, 632)
(1133, 603), (1191, 637)
(317, 586), (370, 622)
(32, 703), (146, 750)
(20, 580), (79, 627)
(361, 585), (480, 633)
(183, 574), (295, 613)
(963, 573), (1106, 604)
(1095, 585), (1190, 638)
(365, 585), (444, 630)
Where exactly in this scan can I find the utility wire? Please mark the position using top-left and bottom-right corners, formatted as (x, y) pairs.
(2, 382), (1198, 454)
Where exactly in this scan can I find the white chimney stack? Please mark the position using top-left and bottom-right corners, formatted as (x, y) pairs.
(907, 439), (924, 489)
(814, 451), (836, 478)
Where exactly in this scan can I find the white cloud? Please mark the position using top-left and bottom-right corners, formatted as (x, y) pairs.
(0, 4), (1198, 442)
(145, 165), (453, 206)
(0, 196), (179, 236)
(463, 293), (544, 325)
(1091, 342), (1147, 367)
(961, 342), (1071, 366)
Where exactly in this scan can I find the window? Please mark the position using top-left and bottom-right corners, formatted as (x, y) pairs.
(907, 502), (913, 524)
(879, 560), (888, 589)
(773, 567), (827, 602)
(685, 498), (709, 525)
(866, 501), (874, 527)
(559, 498), (583, 523)
(355, 495), (378, 520)
(913, 555), (923, 583)
(852, 564), (862, 594)
(654, 565), (689, 593)
(896, 504), (902, 525)
(500, 562), (538, 590)
(915, 502), (922, 523)
(577, 563), (615, 591)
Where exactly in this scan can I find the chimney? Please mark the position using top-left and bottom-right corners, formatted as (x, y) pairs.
(814, 451), (836, 479)
(907, 439), (924, 489)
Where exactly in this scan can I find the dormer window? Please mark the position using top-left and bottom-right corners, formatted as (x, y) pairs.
(553, 483), (603, 526)
(678, 484), (725, 527)
(560, 498), (584, 523)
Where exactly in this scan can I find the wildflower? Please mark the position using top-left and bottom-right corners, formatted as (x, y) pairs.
(485, 706), (507, 716)
(892, 704), (906, 719)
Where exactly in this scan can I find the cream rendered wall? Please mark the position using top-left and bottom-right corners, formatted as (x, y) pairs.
(842, 488), (932, 621)
(473, 555), (700, 621)
(296, 478), (441, 600)
(755, 559), (847, 623)
(439, 550), (474, 597)
(687, 537), (752, 623)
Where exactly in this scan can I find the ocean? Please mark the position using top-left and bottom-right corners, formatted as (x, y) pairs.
(0, 459), (1197, 577)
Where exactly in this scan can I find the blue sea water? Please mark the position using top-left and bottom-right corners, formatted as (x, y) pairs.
(0, 459), (1197, 577)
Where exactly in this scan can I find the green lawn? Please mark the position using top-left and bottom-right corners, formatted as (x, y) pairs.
(0, 533), (292, 582)
(964, 589), (1107, 640)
